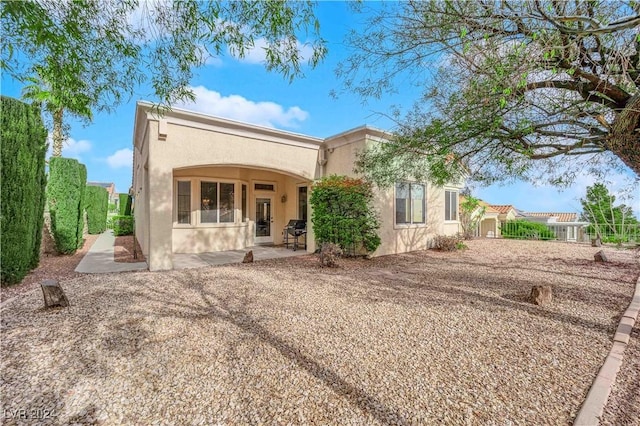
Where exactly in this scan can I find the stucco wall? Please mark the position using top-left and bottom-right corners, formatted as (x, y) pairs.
(322, 135), (462, 257)
(134, 104), (466, 270)
(139, 115), (320, 270)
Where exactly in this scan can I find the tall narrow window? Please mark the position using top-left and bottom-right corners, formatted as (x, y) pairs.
(219, 183), (235, 223)
(201, 182), (218, 223)
(445, 190), (458, 221)
(396, 183), (410, 224)
(177, 181), (191, 224)
(298, 186), (308, 221)
(241, 184), (247, 222)
(411, 184), (425, 223)
(396, 182), (425, 225)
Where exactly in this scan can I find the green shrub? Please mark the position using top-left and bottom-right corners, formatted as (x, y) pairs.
(112, 215), (134, 236)
(85, 185), (109, 234)
(119, 193), (132, 216)
(310, 175), (381, 256)
(108, 202), (117, 213)
(47, 157), (86, 254)
(0, 96), (47, 285)
(501, 220), (556, 240)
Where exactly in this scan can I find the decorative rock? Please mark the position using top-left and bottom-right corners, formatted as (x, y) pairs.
(530, 285), (553, 306)
(242, 250), (253, 263)
(594, 250), (608, 262)
(41, 279), (69, 308)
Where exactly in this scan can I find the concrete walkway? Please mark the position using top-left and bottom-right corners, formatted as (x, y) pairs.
(75, 230), (148, 273)
(173, 245), (308, 269)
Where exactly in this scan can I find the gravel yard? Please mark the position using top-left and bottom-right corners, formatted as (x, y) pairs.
(1, 239), (638, 425)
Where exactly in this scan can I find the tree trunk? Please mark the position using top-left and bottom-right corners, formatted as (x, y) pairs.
(609, 93), (640, 177)
(52, 107), (64, 157)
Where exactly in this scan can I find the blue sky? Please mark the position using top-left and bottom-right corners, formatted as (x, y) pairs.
(2, 1), (638, 216)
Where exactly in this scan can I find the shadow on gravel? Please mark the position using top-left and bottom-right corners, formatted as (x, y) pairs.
(130, 271), (410, 425)
(342, 267), (627, 336)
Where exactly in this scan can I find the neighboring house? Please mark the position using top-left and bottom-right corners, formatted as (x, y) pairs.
(132, 101), (463, 271)
(87, 181), (119, 207)
(476, 200), (501, 238)
(520, 212), (590, 242)
(489, 204), (518, 223)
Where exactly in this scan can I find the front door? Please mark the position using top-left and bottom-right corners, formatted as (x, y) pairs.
(255, 197), (273, 244)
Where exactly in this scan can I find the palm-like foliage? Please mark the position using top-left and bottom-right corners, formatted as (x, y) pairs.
(22, 68), (93, 157)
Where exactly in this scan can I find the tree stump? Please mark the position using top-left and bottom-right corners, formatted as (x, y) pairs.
(41, 279), (69, 308)
(242, 250), (253, 263)
(594, 250), (608, 262)
(530, 285), (553, 306)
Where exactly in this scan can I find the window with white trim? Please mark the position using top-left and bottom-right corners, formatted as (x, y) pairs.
(200, 181), (235, 223)
(177, 181), (191, 224)
(395, 182), (425, 224)
(445, 190), (458, 221)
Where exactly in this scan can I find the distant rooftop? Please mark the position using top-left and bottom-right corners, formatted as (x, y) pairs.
(489, 205), (515, 214)
(87, 182), (114, 189)
(524, 212), (579, 223)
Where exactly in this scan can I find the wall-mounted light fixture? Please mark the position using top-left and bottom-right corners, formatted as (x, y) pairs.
(281, 194), (287, 203)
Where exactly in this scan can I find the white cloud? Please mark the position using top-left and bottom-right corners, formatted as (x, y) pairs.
(106, 148), (133, 169)
(176, 85), (309, 128)
(46, 135), (92, 160)
(230, 37), (315, 65)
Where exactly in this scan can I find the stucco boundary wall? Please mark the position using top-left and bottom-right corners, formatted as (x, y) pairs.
(573, 273), (640, 425)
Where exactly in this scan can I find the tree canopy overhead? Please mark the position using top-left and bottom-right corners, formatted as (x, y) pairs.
(2, 0), (327, 115)
(340, 0), (639, 187)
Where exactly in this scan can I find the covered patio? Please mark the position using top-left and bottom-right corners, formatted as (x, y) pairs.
(172, 245), (308, 269)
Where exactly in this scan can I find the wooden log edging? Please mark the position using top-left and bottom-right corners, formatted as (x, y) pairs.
(573, 274), (640, 425)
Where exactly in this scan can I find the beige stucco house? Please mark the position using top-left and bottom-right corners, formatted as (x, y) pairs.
(132, 101), (462, 271)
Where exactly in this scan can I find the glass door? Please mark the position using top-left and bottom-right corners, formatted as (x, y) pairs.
(255, 197), (273, 244)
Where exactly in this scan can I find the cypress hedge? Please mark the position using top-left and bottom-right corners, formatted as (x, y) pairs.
(76, 164), (87, 248)
(47, 157), (86, 254)
(85, 185), (109, 234)
(119, 193), (132, 216)
(0, 96), (47, 285)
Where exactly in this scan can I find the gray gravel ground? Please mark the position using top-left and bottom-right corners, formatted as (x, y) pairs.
(1, 239), (638, 425)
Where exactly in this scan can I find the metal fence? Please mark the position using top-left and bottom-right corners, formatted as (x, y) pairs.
(498, 221), (640, 245)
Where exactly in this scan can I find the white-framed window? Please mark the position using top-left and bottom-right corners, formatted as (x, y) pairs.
(200, 181), (235, 223)
(176, 180), (191, 224)
(395, 182), (425, 225)
(241, 184), (247, 222)
(174, 179), (242, 226)
(445, 190), (458, 221)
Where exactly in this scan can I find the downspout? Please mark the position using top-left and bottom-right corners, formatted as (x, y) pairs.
(317, 148), (328, 178)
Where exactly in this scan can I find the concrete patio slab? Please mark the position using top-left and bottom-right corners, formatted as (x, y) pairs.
(173, 245), (308, 269)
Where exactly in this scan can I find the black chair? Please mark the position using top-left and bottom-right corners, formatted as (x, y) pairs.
(283, 220), (307, 250)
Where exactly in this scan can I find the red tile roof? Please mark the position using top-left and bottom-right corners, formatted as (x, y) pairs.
(526, 212), (579, 222)
(488, 205), (515, 214)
